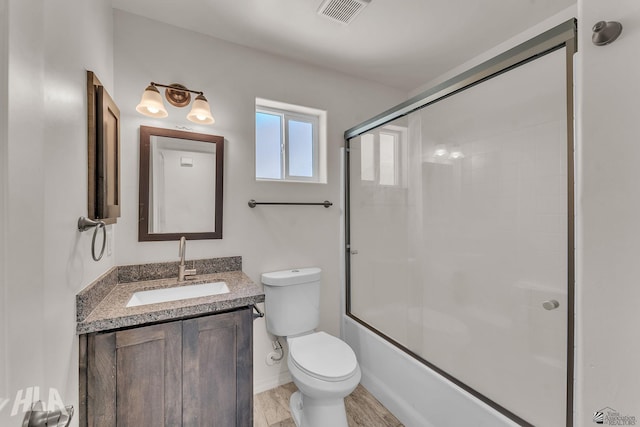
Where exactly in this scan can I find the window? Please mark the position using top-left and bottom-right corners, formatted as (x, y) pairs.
(255, 98), (326, 183)
(360, 125), (406, 187)
(378, 132), (398, 186)
(360, 134), (375, 181)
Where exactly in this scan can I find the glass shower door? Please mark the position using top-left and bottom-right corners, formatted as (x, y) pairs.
(348, 47), (570, 426)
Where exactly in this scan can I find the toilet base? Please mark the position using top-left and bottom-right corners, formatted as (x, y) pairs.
(289, 390), (349, 427)
(289, 391), (303, 426)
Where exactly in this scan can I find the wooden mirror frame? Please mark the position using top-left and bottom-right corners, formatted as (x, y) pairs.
(138, 126), (224, 241)
(88, 71), (121, 224)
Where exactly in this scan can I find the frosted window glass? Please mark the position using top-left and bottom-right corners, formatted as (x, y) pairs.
(256, 112), (282, 179)
(360, 134), (375, 181)
(379, 133), (396, 185)
(288, 120), (313, 177)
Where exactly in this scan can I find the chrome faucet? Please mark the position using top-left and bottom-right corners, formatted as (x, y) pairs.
(178, 236), (197, 281)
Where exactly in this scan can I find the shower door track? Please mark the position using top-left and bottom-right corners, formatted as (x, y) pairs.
(344, 19), (576, 427)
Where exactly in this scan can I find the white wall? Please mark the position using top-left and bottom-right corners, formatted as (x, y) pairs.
(0, 0), (8, 399)
(4, 3), (46, 410)
(41, 0), (115, 420)
(1, 0), (113, 425)
(576, 0), (640, 423)
(113, 10), (405, 392)
(8, 1), (635, 424)
(409, 6), (577, 98)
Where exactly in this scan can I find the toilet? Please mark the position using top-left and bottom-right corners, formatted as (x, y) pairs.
(262, 267), (361, 427)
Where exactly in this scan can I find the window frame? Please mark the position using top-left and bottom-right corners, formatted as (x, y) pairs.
(255, 99), (326, 183)
(359, 125), (407, 188)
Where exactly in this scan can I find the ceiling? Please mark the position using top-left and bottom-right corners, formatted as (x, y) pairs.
(112, 0), (575, 91)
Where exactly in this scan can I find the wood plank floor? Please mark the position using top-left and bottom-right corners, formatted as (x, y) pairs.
(254, 382), (403, 427)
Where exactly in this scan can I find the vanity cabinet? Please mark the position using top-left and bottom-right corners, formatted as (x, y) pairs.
(81, 308), (252, 426)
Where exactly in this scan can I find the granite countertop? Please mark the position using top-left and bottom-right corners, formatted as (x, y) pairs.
(77, 268), (264, 335)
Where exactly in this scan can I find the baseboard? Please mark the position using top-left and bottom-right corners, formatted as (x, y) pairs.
(253, 371), (293, 394)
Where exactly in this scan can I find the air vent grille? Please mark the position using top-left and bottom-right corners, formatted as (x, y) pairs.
(317, 0), (371, 25)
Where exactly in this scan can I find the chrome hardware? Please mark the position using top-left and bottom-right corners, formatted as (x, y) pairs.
(178, 264), (197, 282)
(22, 400), (74, 427)
(270, 338), (284, 362)
(248, 199), (332, 208)
(350, 249), (359, 255)
(592, 21), (623, 46)
(542, 300), (560, 311)
(252, 304), (265, 320)
(77, 216), (106, 262)
(178, 236), (197, 281)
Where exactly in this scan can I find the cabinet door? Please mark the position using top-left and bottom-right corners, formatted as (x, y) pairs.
(87, 322), (182, 427)
(182, 308), (253, 427)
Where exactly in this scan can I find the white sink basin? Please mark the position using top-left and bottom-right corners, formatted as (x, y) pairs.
(126, 282), (229, 307)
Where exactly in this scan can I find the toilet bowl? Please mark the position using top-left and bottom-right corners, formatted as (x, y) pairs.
(287, 331), (361, 427)
(261, 268), (361, 427)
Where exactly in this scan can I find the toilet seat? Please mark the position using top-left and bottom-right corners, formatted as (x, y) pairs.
(288, 331), (358, 382)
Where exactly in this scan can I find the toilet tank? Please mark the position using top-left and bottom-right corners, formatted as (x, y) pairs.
(261, 267), (321, 337)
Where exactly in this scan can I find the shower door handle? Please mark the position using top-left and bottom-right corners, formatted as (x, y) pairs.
(542, 300), (560, 310)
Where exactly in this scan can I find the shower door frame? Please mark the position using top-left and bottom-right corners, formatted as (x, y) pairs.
(344, 19), (576, 427)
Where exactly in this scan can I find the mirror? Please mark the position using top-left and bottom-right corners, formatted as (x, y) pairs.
(87, 71), (121, 224)
(139, 126), (224, 241)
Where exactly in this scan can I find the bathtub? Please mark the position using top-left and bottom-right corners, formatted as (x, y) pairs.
(343, 316), (520, 427)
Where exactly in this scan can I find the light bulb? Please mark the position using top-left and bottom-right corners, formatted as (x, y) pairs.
(136, 84), (168, 118)
(187, 94), (215, 125)
(434, 144), (448, 158)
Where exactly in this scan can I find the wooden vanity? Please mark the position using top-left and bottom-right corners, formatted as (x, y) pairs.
(76, 257), (263, 427)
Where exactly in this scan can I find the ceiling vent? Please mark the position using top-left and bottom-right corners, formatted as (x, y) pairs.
(317, 0), (371, 25)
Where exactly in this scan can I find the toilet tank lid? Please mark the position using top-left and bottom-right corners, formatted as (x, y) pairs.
(261, 267), (321, 286)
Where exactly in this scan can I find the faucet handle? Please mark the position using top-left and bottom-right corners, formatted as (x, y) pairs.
(184, 268), (197, 280)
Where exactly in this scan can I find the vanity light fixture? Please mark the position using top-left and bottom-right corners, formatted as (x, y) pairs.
(136, 82), (215, 125)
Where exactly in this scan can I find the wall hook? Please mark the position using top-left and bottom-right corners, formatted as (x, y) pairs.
(592, 21), (622, 46)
